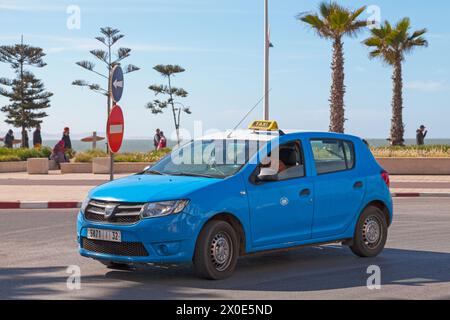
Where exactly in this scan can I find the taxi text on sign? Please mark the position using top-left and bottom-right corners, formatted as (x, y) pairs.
(248, 120), (279, 131)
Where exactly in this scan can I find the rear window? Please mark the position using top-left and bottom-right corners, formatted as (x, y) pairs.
(310, 139), (355, 175)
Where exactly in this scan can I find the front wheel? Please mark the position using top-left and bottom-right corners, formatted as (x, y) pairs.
(193, 220), (239, 280)
(350, 206), (388, 258)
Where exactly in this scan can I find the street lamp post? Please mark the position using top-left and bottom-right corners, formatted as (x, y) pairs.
(263, 0), (270, 121)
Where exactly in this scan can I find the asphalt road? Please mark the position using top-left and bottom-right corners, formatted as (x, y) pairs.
(1, 198), (450, 300)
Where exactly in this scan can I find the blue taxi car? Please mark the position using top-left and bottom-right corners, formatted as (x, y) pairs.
(77, 121), (393, 279)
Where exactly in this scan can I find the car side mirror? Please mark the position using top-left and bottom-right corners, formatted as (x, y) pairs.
(137, 165), (151, 175)
(256, 173), (278, 182)
(256, 166), (279, 182)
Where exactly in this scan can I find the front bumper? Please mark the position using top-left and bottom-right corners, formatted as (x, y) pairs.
(77, 210), (198, 264)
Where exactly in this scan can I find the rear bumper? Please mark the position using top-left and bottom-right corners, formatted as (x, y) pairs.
(77, 211), (197, 264)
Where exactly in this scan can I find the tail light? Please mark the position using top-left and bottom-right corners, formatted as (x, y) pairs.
(381, 170), (390, 188)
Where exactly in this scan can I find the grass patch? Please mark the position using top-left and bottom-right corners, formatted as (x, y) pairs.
(371, 145), (450, 158)
(0, 147), (52, 162)
(74, 148), (171, 163)
(115, 148), (171, 163)
(73, 149), (107, 163)
(0, 155), (21, 162)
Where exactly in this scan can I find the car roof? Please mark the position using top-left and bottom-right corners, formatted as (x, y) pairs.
(196, 129), (360, 142)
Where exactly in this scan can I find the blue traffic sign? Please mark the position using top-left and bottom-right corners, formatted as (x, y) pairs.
(110, 65), (124, 102)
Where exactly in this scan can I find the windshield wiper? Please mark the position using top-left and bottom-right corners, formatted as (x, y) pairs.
(145, 169), (166, 175)
(167, 172), (219, 179)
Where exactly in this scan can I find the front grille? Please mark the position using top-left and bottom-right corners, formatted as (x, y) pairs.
(81, 237), (149, 257)
(84, 200), (144, 225)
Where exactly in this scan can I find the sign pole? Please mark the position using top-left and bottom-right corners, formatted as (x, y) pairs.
(108, 65), (124, 181)
(110, 103), (115, 182)
(107, 68), (112, 155)
(110, 148), (114, 181)
(108, 68), (113, 181)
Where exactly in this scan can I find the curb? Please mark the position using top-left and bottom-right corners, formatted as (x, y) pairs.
(1, 193), (450, 210)
(0, 201), (81, 210)
(391, 193), (450, 198)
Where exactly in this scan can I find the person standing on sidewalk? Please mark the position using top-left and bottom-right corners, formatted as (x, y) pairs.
(62, 127), (72, 150)
(416, 125), (428, 146)
(22, 129), (29, 149)
(33, 124), (42, 149)
(4, 130), (14, 148)
(153, 128), (161, 150)
(157, 131), (167, 150)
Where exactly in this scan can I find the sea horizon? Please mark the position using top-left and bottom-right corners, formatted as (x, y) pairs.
(32, 138), (450, 153)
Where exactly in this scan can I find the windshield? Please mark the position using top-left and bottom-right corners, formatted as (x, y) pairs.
(147, 139), (263, 178)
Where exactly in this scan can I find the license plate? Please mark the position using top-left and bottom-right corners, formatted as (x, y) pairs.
(87, 228), (121, 242)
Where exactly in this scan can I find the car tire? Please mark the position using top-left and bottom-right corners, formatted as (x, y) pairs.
(350, 206), (388, 258)
(193, 220), (239, 280)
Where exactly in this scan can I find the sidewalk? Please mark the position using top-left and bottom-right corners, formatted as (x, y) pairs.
(0, 172), (127, 207)
(0, 172), (449, 209)
(390, 175), (450, 197)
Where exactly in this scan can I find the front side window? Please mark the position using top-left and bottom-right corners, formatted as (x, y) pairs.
(311, 139), (355, 175)
(256, 141), (305, 181)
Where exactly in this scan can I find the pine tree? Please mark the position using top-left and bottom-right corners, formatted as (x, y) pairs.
(0, 39), (52, 148)
(146, 64), (191, 144)
(72, 27), (140, 125)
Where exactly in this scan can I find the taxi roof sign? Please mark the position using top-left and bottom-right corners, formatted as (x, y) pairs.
(248, 120), (279, 131)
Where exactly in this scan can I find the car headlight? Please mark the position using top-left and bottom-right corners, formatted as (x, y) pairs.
(81, 197), (90, 213)
(140, 200), (189, 219)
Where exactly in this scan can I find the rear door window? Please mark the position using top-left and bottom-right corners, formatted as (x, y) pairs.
(310, 139), (355, 175)
(342, 141), (355, 169)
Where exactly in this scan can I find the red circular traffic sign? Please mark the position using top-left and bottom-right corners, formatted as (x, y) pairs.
(107, 105), (124, 153)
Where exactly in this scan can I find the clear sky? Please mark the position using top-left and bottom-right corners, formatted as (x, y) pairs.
(0, 0), (449, 139)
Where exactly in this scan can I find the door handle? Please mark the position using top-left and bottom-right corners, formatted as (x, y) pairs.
(299, 188), (311, 197)
(353, 181), (363, 189)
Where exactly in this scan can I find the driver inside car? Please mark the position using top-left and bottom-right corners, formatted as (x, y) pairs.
(260, 148), (291, 174)
(259, 142), (302, 180)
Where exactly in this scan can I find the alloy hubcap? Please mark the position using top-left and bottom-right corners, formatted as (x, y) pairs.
(363, 216), (382, 248)
(210, 232), (233, 272)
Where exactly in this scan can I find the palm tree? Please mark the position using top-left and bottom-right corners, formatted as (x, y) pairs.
(298, 2), (367, 133)
(363, 18), (428, 146)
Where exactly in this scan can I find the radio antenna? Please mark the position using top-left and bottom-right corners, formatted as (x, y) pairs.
(227, 88), (272, 138)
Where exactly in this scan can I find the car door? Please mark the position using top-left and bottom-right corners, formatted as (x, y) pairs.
(309, 138), (366, 239)
(245, 140), (314, 248)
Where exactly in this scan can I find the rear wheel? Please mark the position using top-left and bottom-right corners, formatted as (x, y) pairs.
(193, 220), (239, 280)
(350, 206), (388, 258)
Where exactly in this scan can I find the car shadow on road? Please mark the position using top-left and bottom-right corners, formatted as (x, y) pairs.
(0, 266), (69, 299)
(103, 245), (450, 298)
(1, 246), (450, 299)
